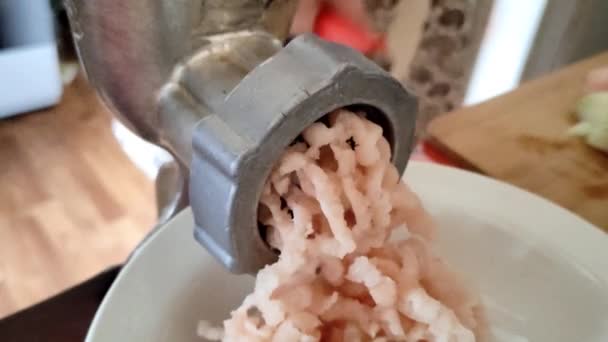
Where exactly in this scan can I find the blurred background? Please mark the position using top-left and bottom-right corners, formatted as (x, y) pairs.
(1, 0), (607, 320)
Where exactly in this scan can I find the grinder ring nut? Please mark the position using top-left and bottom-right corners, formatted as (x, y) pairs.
(189, 34), (417, 274)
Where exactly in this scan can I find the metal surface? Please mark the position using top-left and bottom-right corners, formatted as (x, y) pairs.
(64, 0), (297, 145)
(66, 0), (417, 274)
(157, 31), (282, 166)
(191, 34), (417, 273)
(65, 0), (297, 226)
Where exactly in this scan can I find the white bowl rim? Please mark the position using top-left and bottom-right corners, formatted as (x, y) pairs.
(85, 161), (608, 341)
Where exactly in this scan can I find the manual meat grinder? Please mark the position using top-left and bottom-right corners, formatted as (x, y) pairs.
(65, 0), (417, 274)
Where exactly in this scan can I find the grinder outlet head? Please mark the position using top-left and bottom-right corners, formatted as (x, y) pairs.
(189, 34), (417, 274)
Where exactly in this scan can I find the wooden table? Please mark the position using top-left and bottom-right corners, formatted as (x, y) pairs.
(428, 52), (608, 231)
(0, 76), (156, 318)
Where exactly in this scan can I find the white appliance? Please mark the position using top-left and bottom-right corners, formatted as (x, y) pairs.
(0, 0), (63, 118)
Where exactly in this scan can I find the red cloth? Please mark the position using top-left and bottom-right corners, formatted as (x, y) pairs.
(313, 5), (383, 54)
(421, 141), (458, 167)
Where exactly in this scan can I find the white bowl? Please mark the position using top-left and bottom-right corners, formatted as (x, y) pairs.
(86, 162), (608, 342)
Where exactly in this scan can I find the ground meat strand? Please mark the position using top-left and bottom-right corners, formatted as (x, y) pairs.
(201, 109), (485, 341)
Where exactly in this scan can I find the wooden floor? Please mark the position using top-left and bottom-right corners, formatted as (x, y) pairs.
(0, 77), (156, 318)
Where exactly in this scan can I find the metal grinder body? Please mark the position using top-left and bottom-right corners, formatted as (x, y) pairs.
(65, 0), (417, 274)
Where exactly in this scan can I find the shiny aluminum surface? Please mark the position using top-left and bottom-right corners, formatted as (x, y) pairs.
(190, 34), (417, 273)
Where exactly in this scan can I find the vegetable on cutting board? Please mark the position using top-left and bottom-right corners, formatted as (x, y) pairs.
(568, 91), (608, 152)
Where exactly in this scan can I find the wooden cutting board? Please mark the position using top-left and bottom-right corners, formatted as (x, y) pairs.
(427, 52), (608, 231)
